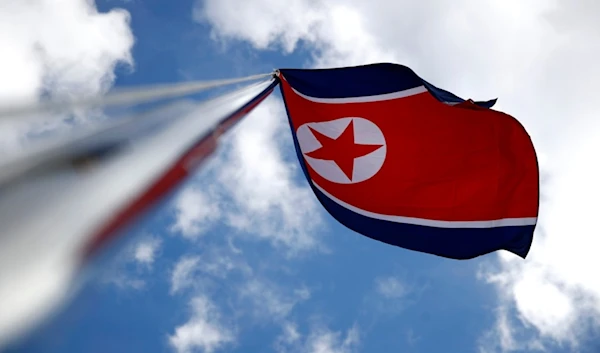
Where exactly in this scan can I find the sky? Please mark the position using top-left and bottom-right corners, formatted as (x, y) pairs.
(1, 0), (600, 352)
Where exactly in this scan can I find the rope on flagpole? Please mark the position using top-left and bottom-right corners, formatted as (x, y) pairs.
(0, 72), (276, 119)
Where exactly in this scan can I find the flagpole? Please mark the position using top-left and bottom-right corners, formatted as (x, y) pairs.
(0, 72), (276, 120)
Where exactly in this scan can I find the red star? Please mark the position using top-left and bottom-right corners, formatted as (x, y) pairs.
(305, 119), (383, 181)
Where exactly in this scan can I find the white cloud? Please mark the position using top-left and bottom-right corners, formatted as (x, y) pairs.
(405, 329), (421, 347)
(194, 0), (324, 53)
(0, 0), (134, 153)
(104, 274), (146, 291)
(478, 306), (549, 353)
(276, 322), (301, 347)
(307, 326), (359, 353)
(366, 274), (419, 316)
(171, 96), (324, 254)
(239, 278), (311, 321)
(99, 235), (162, 291)
(478, 308), (518, 353)
(167, 247), (310, 350)
(374, 276), (407, 299)
(166, 248), (311, 353)
(194, 0), (394, 67)
(196, 248), (252, 279)
(170, 247), (253, 295)
(275, 323), (360, 353)
(171, 187), (222, 239)
(219, 98), (324, 253)
(196, 0), (600, 349)
(0, 0), (133, 102)
(134, 237), (162, 267)
(0, 0), (133, 347)
(171, 256), (201, 295)
(96, 234), (162, 292)
(169, 296), (235, 353)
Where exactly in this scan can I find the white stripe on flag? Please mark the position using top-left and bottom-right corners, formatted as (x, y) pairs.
(313, 182), (537, 228)
(290, 85), (428, 104)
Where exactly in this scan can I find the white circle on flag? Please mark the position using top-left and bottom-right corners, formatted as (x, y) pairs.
(296, 117), (387, 184)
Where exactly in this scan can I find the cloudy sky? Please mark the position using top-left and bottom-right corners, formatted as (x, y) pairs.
(1, 0), (600, 352)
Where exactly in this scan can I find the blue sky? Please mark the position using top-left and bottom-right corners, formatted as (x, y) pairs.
(2, 1), (600, 353)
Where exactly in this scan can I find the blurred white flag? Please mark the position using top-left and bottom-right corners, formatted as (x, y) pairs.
(0, 76), (277, 348)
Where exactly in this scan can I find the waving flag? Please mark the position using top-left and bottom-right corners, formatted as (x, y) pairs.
(277, 63), (539, 259)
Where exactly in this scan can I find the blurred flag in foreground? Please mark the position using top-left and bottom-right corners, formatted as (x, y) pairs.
(0, 75), (277, 348)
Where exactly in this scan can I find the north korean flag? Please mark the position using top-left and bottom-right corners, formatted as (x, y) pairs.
(277, 63), (539, 260)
